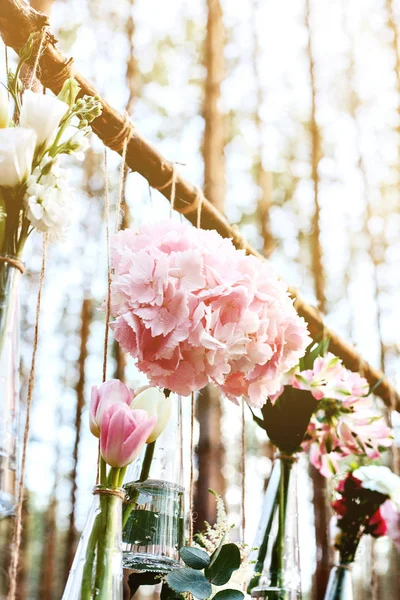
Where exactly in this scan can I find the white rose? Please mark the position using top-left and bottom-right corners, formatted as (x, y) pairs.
(353, 465), (400, 509)
(0, 127), (37, 187)
(20, 90), (68, 150)
(0, 86), (9, 128)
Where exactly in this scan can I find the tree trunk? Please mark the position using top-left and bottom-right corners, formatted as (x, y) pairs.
(305, 0), (326, 313)
(201, 0), (225, 214)
(309, 466), (332, 600)
(38, 497), (57, 600)
(194, 0), (226, 530)
(252, 0), (274, 257)
(64, 298), (92, 582)
(195, 386), (226, 528)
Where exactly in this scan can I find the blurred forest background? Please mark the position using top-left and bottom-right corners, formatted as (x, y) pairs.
(1, 0), (400, 598)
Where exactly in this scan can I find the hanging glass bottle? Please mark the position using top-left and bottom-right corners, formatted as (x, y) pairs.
(0, 260), (21, 518)
(62, 485), (124, 600)
(122, 394), (186, 573)
(323, 564), (353, 600)
(247, 455), (302, 600)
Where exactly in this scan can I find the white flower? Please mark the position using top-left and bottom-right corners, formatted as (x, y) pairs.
(20, 90), (68, 150)
(24, 161), (71, 240)
(353, 466), (400, 509)
(0, 127), (37, 187)
(68, 128), (91, 160)
(0, 86), (9, 128)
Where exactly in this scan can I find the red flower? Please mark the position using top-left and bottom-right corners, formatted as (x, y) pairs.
(366, 509), (388, 538)
(332, 498), (348, 516)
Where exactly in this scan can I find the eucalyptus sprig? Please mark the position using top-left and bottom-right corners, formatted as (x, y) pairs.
(165, 540), (244, 600)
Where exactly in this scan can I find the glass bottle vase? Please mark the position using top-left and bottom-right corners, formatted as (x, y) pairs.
(248, 455), (302, 600)
(323, 565), (353, 600)
(122, 394), (186, 573)
(62, 486), (124, 600)
(0, 261), (21, 518)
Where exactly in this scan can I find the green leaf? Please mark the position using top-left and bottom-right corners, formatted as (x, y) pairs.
(180, 546), (211, 569)
(212, 591), (244, 600)
(209, 536), (225, 568)
(167, 568), (212, 599)
(205, 543), (241, 586)
(160, 583), (185, 600)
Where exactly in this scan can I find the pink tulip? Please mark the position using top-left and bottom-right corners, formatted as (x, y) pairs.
(90, 379), (134, 438)
(100, 403), (157, 468)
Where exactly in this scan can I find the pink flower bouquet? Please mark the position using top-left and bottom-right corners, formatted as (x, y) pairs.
(110, 221), (310, 407)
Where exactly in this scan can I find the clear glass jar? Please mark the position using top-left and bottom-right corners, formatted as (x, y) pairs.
(122, 479), (185, 573)
(323, 565), (353, 600)
(0, 261), (21, 518)
(248, 455), (301, 600)
(62, 486), (124, 600)
(122, 394), (186, 573)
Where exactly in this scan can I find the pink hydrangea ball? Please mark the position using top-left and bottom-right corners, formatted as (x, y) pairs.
(110, 221), (310, 407)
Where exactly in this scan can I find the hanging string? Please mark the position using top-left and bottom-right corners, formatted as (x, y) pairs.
(170, 164), (177, 214)
(241, 400), (246, 544)
(102, 149), (111, 384)
(8, 234), (49, 600)
(189, 392), (195, 545)
(5, 45), (10, 100)
(115, 123), (133, 233)
(196, 190), (204, 229)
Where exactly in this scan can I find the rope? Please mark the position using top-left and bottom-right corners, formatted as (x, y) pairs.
(93, 486), (126, 501)
(7, 234), (49, 600)
(276, 453), (299, 463)
(241, 400), (246, 544)
(180, 187), (203, 216)
(105, 116), (134, 153)
(27, 28), (48, 90)
(40, 57), (73, 90)
(115, 129), (131, 233)
(0, 256), (25, 274)
(335, 563), (353, 571)
(189, 392), (195, 545)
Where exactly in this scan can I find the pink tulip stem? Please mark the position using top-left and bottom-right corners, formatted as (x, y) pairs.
(100, 456), (107, 485)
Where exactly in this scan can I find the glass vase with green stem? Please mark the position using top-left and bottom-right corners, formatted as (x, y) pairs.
(122, 393), (186, 574)
(62, 457), (125, 600)
(248, 387), (318, 599)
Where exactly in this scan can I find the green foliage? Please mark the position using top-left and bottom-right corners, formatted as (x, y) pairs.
(212, 591), (244, 600)
(166, 540), (242, 599)
(166, 568), (212, 599)
(180, 546), (211, 569)
(205, 543), (241, 586)
(299, 337), (330, 371)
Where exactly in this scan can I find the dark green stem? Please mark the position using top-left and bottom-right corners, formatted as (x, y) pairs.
(122, 441), (156, 529)
(247, 464), (281, 592)
(276, 459), (292, 588)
